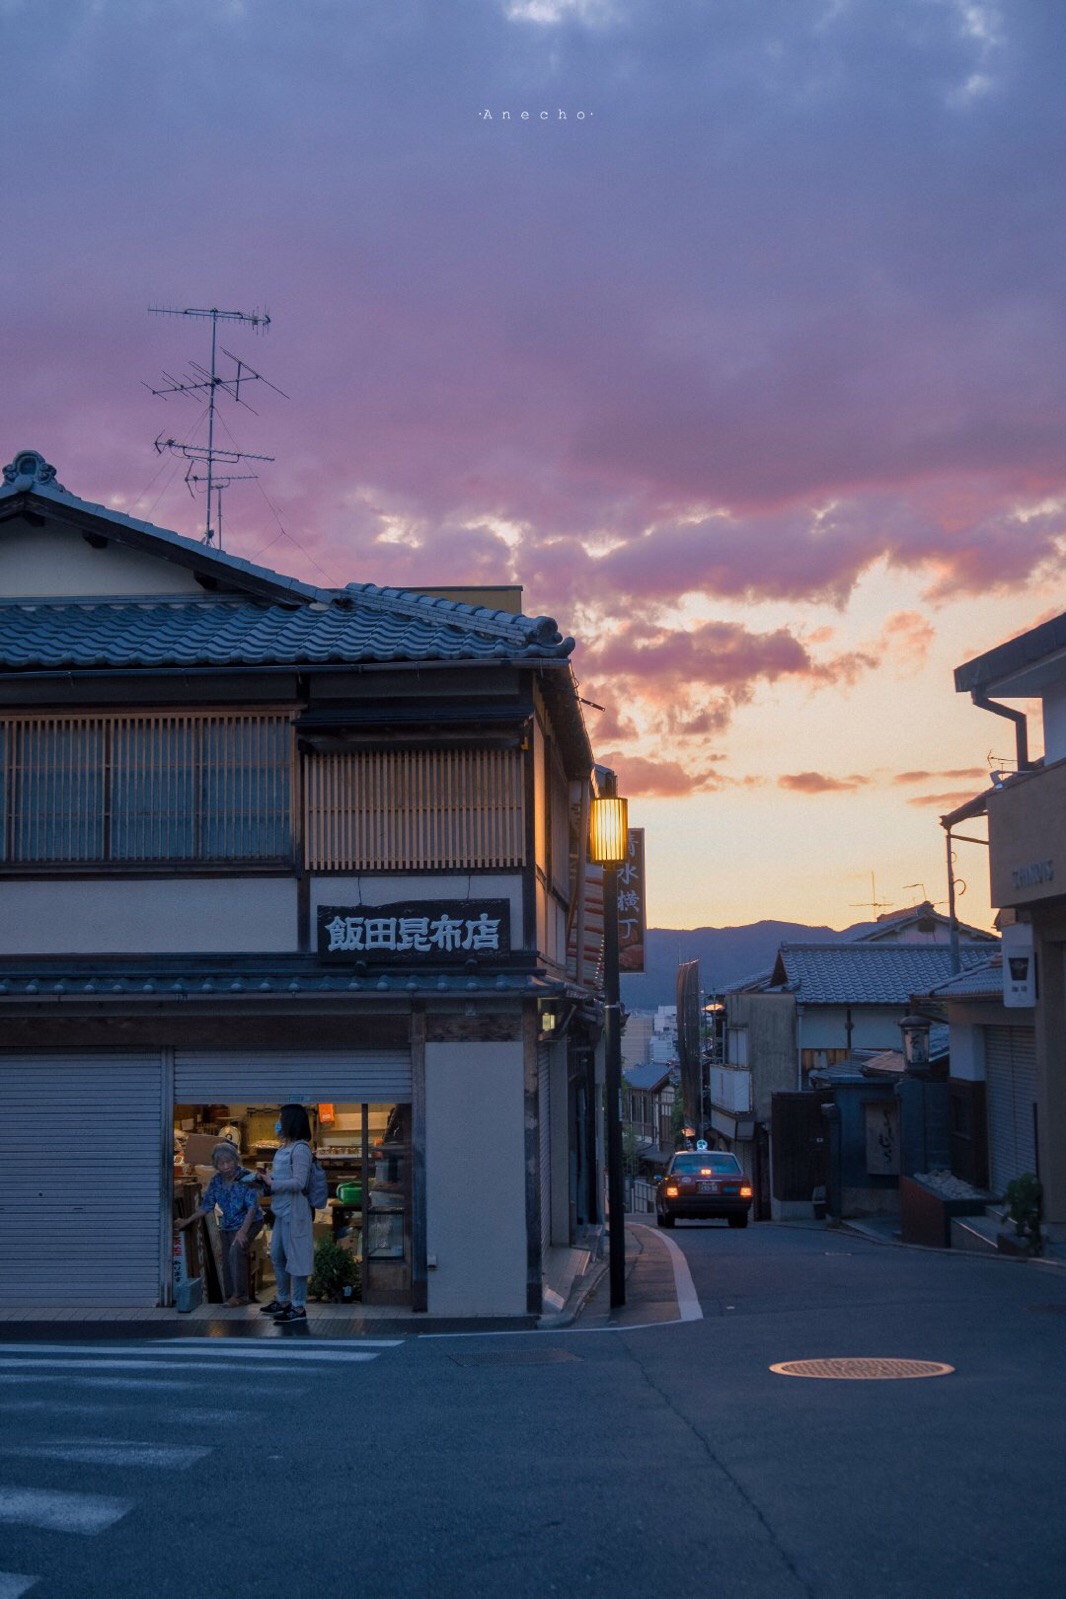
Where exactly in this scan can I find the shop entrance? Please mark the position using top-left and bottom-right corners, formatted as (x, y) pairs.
(174, 1101), (411, 1307)
(171, 1049), (414, 1309)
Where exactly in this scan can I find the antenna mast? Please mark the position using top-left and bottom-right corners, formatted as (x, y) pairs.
(146, 305), (285, 548)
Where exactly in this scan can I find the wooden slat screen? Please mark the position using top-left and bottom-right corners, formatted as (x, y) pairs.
(0, 711), (293, 864)
(305, 748), (524, 870)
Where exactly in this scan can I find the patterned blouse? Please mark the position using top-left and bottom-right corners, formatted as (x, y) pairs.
(199, 1171), (262, 1232)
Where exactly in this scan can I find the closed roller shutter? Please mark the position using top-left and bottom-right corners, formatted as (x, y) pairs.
(174, 1049), (412, 1103)
(0, 1051), (165, 1308)
(985, 1026), (1037, 1195)
(538, 1044), (551, 1254)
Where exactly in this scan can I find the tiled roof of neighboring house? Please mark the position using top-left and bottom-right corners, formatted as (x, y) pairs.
(0, 449), (575, 668)
(765, 942), (997, 1005)
(922, 954), (1004, 1001)
(623, 1063), (675, 1092)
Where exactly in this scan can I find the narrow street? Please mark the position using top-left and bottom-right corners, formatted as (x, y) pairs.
(2, 1223), (1064, 1599)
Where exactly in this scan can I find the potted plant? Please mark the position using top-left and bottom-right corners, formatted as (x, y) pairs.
(308, 1236), (362, 1302)
(999, 1172), (1043, 1256)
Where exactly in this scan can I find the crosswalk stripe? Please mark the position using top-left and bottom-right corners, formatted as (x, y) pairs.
(0, 1575), (38, 1598)
(0, 1487), (132, 1535)
(0, 1440), (210, 1469)
(0, 1358), (318, 1375)
(155, 1338), (403, 1351)
(132, 1345), (383, 1363)
(0, 1402), (257, 1425)
(0, 1376), (202, 1391)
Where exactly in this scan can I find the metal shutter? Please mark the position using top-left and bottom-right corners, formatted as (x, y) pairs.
(538, 1044), (552, 1254)
(174, 1049), (411, 1103)
(985, 1026), (1037, 1195)
(0, 1051), (166, 1308)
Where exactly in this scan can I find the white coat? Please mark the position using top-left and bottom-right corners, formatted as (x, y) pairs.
(269, 1140), (314, 1278)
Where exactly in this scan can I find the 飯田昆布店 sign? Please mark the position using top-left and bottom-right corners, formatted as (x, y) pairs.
(317, 901), (511, 961)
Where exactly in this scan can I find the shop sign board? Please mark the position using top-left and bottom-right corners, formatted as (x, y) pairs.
(318, 900), (511, 962)
(1002, 921), (1036, 1008)
(618, 827), (646, 973)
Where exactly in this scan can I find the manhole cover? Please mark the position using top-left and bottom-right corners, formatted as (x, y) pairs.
(770, 1358), (954, 1380)
(449, 1348), (582, 1367)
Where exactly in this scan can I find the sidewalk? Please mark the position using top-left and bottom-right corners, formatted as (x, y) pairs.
(544, 1215), (691, 1329)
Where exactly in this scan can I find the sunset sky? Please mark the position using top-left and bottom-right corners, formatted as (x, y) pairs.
(4, 0), (1064, 930)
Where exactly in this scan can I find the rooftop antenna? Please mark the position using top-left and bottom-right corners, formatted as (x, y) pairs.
(146, 305), (286, 548)
(850, 872), (893, 916)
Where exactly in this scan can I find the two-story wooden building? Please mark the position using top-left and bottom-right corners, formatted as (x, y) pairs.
(0, 448), (605, 1315)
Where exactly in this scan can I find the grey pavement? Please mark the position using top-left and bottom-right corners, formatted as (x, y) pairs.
(2, 1220), (1066, 1597)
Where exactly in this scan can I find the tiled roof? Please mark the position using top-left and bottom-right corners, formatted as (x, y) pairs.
(767, 942), (997, 1005)
(0, 959), (568, 1004)
(0, 449), (575, 668)
(0, 592), (573, 670)
(623, 1063), (675, 1092)
(923, 954), (1004, 1001)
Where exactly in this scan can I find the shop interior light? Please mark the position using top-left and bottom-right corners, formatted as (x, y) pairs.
(589, 795), (629, 866)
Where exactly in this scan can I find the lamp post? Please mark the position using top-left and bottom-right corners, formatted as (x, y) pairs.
(589, 784), (629, 1309)
(899, 1012), (932, 1074)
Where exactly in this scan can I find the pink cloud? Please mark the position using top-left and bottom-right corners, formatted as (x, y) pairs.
(595, 751), (725, 798)
(779, 772), (871, 794)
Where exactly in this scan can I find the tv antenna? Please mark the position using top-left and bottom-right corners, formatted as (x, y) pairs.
(146, 305), (286, 548)
(850, 872), (893, 915)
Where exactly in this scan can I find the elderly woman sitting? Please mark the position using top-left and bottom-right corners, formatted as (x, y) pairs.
(177, 1140), (263, 1307)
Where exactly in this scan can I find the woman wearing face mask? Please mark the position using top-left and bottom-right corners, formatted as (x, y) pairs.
(258, 1104), (314, 1324)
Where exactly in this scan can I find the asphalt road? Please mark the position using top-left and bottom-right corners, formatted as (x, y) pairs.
(2, 1223), (1065, 1599)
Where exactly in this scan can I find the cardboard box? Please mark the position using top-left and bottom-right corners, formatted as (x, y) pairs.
(185, 1132), (233, 1166)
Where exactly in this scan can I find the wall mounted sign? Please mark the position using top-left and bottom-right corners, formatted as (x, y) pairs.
(318, 900), (510, 961)
(618, 827), (646, 973)
(1002, 921), (1036, 1007)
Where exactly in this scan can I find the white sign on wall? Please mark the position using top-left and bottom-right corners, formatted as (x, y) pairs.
(1002, 922), (1036, 1008)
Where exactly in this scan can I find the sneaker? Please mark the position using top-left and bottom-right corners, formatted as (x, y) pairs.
(259, 1299), (288, 1316)
(273, 1305), (308, 1324)
(224, 1296), (250, 1307)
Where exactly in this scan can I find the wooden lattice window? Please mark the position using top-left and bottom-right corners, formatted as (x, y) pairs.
(0, 711), (293, 865)
(305, 748), (524, 870)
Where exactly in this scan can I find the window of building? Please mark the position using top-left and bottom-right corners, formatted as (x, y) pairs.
(0, 711), (293, 866)
(727, 1026), (749, 1067)
(304, 747), (524, 870)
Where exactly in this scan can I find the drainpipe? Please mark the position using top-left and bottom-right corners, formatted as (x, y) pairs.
(972, 692), (1031, 771)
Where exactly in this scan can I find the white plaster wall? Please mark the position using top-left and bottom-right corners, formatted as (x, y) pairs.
(311, 874), (523, 948)
(0, 523), (202, 598)
(425, 1040), (528, 1315)
(549, 1040), (571, 1246)
(801, 1007), (905, 1050)
(946, 1021), (986, 1082)
(0, 877), (299, 954)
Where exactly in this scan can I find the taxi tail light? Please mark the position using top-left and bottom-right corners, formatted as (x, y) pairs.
(740, 1185), (753, 1198)
(665, 1185), (680, 1198)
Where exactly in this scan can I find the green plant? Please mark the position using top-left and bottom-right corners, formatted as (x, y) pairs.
(308, 1236), (361, 1302)
(1003, 1172), (1043, 1256)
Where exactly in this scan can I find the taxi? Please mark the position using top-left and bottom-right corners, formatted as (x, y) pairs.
(655, 1143), (753, 1228)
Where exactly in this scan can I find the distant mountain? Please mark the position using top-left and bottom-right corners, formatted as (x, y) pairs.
(619, 920), (860, 1010)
